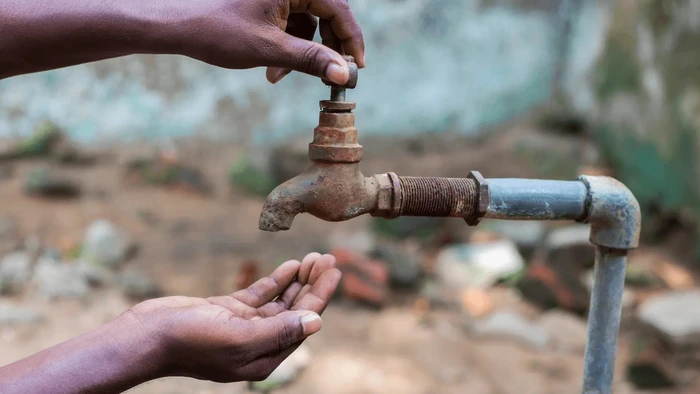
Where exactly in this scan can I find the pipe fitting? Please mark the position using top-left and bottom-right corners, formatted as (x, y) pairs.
(579, 176), (641, 250)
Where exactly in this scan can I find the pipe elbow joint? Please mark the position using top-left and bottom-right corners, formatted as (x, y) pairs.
(579, 176), (641, 250)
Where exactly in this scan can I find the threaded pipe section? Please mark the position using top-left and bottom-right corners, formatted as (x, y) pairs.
(398, 177), (478, 218)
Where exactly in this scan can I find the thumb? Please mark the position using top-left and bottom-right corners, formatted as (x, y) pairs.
(267, 32), (349, 85)
(246, 310), (322, 358)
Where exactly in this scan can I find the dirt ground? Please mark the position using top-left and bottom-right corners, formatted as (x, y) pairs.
(0, 126), (686, 393)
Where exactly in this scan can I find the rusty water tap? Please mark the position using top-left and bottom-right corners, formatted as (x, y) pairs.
(259, 56), (488, 231)
(257, 54), (643, 394)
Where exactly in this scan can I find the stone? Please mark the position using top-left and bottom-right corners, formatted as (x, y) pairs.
(637, 290), (700, 348)
(250, 344), (311, 391)
(24, 166), (81, 199)
(333, 248), (389, 308)
(370, 242), (423, 289)
(542, 225), (595, 272)
(75, 260), (111, 287)
(653, 261), (695, 290)
(0, 251), (32, 293)
(517, 260), (590, 315)
(33, 257), (90, 299)
(626, 336), (677, 390)
(471, 311), (551, 350)
(116, 271), (162, 301)
(481, 220), (546, 256)
(435, 240), (524, 289)
(538, 310), (588, 354)
(460, 288), (494, 318)
(81, 220), (128, 267)
(0, 303), (43, 326)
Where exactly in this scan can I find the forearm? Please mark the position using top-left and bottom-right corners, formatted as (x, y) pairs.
(0, 312), (165, 394)
(0, 0), (181, 79)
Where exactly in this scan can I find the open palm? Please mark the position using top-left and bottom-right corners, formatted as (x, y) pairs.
(126, 253), (340, 383)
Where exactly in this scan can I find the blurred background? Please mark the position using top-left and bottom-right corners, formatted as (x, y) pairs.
(0, 0), (699, 392)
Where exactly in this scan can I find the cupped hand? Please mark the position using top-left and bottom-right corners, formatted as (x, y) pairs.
(175, 0), (365, 85)
(122, 253), (340, 383)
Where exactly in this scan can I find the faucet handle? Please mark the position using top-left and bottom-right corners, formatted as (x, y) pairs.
(323, 55), (358, 90)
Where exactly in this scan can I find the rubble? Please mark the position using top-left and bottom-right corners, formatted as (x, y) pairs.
(471, 311), (551, 350)
(435, 239), (524, 290)
(333, 248), (389, 307)
(24, 167), (81, 199)
(81, 220), (130, 268)
(0, 251), (32, 294)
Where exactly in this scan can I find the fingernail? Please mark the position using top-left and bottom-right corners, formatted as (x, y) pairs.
(270, 68), (291, 84)
(300, 312), (322, 336)
(326, 63), (347, 85)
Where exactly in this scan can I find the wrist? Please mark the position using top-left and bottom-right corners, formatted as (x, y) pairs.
(105, 311), (170, 382)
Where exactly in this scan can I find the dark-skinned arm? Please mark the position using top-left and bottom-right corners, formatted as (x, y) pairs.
(0, 253), (341, 394)
(0, 0), (365, 82)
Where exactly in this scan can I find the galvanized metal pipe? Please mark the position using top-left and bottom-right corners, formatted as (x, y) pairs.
(582, 247), (627, 394)
(484, 178), (588, 221)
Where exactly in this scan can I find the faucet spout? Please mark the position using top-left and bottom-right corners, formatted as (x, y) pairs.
(259, 162), (380, 232)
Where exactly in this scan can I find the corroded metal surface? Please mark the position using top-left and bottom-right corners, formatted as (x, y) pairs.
(579, 176), (641, 250)
(397, 176), (478, 218)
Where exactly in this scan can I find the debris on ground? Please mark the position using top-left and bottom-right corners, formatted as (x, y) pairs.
(538, 310), (587, 354)
(81, 220), (130, 268)
(470, 311), (550, 350)
(332, 248), (389, 308)
(0, 303), (43, 326)
(32, 256), (90, 300)
(479, 220), (546, 258)
(24, 167), (81, 199)
(459, 288), (494, 317)
(542, 225), (595, 273)
(125, 157), (211, 196)
(637, 290), (700, 348)
(0, 251), (32, 294)
(516, 260), (590, 315)
(370, 242), (423, 289)
(116, 271), (162, 301)
(435, 239), (524, 290)
(653, 260), (695, 290)
(626, 336), (677, 390)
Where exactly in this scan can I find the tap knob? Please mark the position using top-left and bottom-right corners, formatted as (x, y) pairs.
(323, 55), (358, 101)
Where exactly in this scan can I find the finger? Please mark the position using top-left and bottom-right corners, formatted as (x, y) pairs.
(262, 30), (349, 85)
(242, 310), (322, 359)
(298, 252), (322, 284)
(286, 12), (318, 41)
(266, 12), (318, 84)
(319, 19), (342, 53)
(292, 268), (342, 314)
(308, 254), (337, 284)
(256, 280), (304, 317)
(232, 260), (301, 307)
(266, 67), (292, 84)
(298, 0), (365, 67)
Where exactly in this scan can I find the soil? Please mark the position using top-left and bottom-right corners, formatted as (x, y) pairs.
(0, 125), (686, 393)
